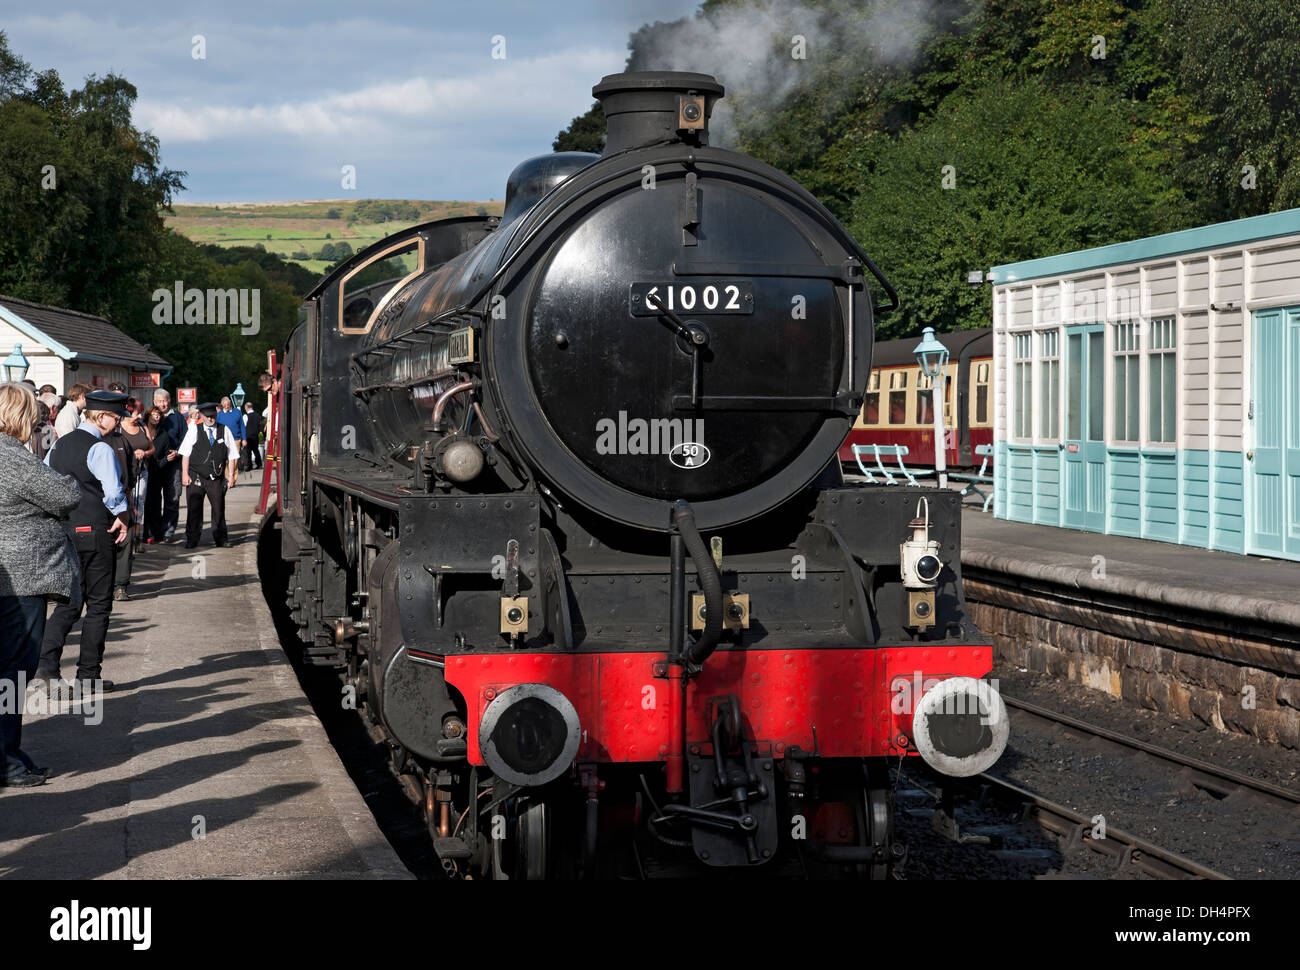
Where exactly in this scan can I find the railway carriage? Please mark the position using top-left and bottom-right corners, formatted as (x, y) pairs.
(269, 71), (1007, 878)
(838, 328), (993, 471)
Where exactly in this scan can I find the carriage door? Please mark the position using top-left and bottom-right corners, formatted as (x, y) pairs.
(1063, 324), (1106, 532)
(1248, 308), (1300, 558)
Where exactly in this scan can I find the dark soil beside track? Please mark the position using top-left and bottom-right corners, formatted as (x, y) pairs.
(995, 668), (1300, 797)
(982, 668), (1300, 879)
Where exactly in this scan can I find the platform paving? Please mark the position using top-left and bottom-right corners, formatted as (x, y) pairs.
(960, 508), (1300, 627)
(0, 476), (410, 879)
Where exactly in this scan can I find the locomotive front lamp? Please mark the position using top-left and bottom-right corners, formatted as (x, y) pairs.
(912, 327), (949, 489)
(231, 382), (246, 408)
(3, 343), (30, 383)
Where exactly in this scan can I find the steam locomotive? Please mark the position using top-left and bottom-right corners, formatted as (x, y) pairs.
(272, 71), (1007, 878)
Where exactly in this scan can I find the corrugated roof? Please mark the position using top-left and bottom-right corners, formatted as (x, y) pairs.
(0, 294), (170, 370)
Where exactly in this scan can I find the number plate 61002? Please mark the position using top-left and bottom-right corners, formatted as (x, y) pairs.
(630, 281), (754, 316)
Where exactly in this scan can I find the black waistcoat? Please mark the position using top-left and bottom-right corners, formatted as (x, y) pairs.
(49, 428), (112, 534)
(190, 426), (228, 480)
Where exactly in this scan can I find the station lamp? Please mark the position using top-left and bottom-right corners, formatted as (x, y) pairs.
(3, 343), (30, 383)
(232, 382), (246, 408)
(912, 327), (950, 490)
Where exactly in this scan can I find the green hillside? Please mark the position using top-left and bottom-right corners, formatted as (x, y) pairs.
(167, 199), (504, 274)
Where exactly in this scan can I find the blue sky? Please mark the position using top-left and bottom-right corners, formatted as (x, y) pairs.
(4, 1), (702, 202)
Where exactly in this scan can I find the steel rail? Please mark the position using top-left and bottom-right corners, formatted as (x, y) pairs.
(973, 773), (1230, 881)
(1002, 693), (1300, 806)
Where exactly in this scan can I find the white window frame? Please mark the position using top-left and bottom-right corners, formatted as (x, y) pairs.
(1037, 327), (1060, 443)
(1145, 316), (1177, 448)
(1112, 320), (1141, 446)
(1011, 331), (1034, 442)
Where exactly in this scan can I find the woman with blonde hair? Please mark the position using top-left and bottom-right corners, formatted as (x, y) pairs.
(0, 382), (80, 787)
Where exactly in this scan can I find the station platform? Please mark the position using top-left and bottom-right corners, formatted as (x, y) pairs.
(960, 508), (1300, 628)
(0, 477), (410, 880)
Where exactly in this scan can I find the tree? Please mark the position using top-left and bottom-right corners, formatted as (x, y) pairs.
(0, 32), (184, 325)
(554, 102), (605, 153)
(1172, 0), (1300, 218)
(850, 78), (1194, 338)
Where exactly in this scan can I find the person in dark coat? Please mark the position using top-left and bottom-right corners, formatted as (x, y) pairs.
(104, 384), (137, 600)
(240, 402), (262, 471)
(0, 384), (81, 786)
(179, 402), (239, 548)
(147, 388), (185, 542)
(36, 390), (131, 694)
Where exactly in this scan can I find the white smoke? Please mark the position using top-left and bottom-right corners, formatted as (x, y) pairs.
(626, 0), (961, 144)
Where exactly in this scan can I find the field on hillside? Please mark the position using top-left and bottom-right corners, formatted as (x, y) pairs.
(167, 199), (504, 274)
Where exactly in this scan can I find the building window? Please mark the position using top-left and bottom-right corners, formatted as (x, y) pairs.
(1112, 321), (1139, 442)
(888, 370), (908, 425)
(974, 362), (990, 425)
(1012, 333), (1032, 439)
(1038, 330), (1059, 439)
(863, 370), (880, 424)
(1148, 317), (1176, 444)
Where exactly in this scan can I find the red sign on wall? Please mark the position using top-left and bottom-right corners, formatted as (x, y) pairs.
(92, 376), (107, 388)
(177, 387), (197, 404)
(130, 372), (160, 389)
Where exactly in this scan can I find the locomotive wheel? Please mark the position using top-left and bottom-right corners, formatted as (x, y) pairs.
(859, 764), (895, 880)
(516, 799), (549, 880)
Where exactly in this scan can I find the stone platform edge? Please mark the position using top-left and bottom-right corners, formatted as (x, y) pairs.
(244, 503), (411, 879)
(962, 546), (1300, 631)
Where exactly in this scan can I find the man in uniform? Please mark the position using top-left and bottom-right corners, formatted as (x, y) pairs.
(35, 390), (131, 693)
(150, 388), (186, 541)
(179, 402), (239, 548)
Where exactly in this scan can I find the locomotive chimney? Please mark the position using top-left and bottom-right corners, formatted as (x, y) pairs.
(592, 71), (725, 155)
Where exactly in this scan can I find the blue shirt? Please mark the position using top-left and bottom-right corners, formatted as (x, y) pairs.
(46, 421), (129, 515)
(216, 409), (244, 444)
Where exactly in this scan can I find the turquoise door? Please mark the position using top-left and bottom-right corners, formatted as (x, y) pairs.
(1063, 325), (1106, 532)
(1249, 308), (1300, 558)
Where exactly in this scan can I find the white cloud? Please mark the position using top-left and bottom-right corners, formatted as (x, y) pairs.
(135, 46), (620, 143)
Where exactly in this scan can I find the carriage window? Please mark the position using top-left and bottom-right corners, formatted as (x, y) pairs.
(889, 391), (907, 424)
(338, 237), (424, 334)
(1038, 330), (1059, 438)
(888, 370), (908, 424)
(863, 369), (881, 424)
(1147, 317), (1176, 443)
(1112, 321), (1139, 442)
(1012, 333), (1032, 439)
(974, 362), (990, 425)
(916, 389), (933, 425)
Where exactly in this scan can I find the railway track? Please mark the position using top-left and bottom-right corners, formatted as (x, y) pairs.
(1001, 694), (1300, 809)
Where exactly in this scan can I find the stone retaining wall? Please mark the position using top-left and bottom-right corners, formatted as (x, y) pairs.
(965, 579), (1300, 750)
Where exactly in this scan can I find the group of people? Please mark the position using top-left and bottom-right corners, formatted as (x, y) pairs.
(0, 374), (276, 788)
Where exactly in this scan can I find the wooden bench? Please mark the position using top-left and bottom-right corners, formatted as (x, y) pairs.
(851, 443), (919, 486)
(948, 444), (994, 511)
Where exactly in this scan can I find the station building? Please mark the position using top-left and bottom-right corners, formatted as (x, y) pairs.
(989, 207), (1300, 562)
(0, 294), (170, 396)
